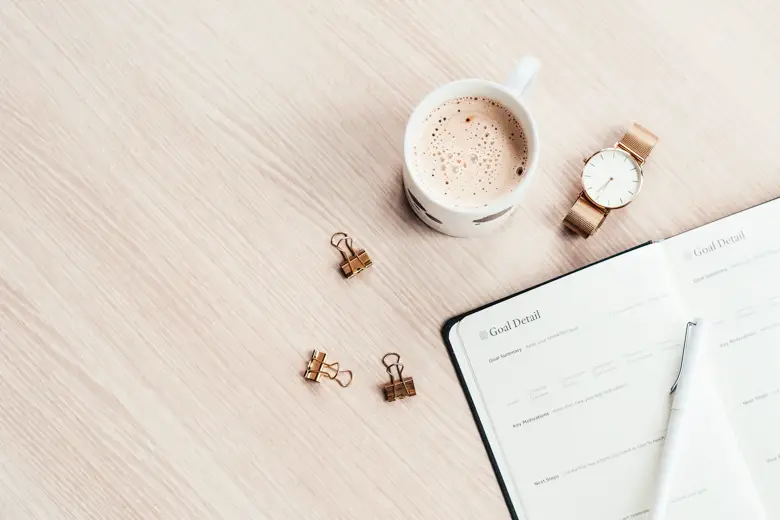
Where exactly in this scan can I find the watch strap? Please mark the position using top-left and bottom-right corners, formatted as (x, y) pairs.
(563, 194), (609, 238)
(617, 123), (658, 164)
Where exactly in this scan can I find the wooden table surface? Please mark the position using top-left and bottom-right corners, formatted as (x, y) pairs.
(2, 0), (780, 518)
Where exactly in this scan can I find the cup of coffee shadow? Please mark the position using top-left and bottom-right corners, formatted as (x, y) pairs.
(402, 56), (540, 237)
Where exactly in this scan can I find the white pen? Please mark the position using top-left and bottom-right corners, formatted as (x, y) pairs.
(650, 319), (710, 520)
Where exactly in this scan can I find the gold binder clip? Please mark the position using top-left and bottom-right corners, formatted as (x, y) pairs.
(331, 232), (372, 279)
(382, 352), (416, 402)
(303, 350), (353, 388)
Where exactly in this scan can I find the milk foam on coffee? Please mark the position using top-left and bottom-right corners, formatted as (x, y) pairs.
(412, 96), (528, 207)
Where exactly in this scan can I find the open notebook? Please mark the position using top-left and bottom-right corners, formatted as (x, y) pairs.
(444, 198), (780, 520)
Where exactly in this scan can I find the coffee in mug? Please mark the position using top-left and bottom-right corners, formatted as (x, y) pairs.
(412, 96), (529, 208)
(402, 56), (540, 237)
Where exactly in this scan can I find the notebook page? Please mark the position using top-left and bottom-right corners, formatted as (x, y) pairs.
(662, 198), (780, 518)
(451, 243), (760, 519)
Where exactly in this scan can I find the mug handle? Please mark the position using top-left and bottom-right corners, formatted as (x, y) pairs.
(504, 56), (541, 98)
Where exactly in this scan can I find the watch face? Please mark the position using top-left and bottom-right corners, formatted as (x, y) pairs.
(582, 148), (643, 209)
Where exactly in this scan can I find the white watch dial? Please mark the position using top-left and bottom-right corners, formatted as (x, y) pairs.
(582, 148), (643, 209)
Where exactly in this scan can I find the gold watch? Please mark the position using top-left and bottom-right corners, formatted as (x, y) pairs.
(563, 123), (658, 238)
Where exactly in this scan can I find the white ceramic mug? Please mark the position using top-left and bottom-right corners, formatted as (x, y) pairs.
(402, 57), (541, 237)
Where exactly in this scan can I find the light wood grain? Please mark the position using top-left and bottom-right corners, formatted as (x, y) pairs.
(2, 0), (780, 518)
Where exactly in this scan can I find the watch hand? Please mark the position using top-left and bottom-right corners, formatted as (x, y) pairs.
(596, 177), (614, 193)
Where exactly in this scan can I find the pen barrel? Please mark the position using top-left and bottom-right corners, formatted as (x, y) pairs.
(650, 410), (685, 520)
(651, 320), (710, 520)
(670, 382), (695, 411)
